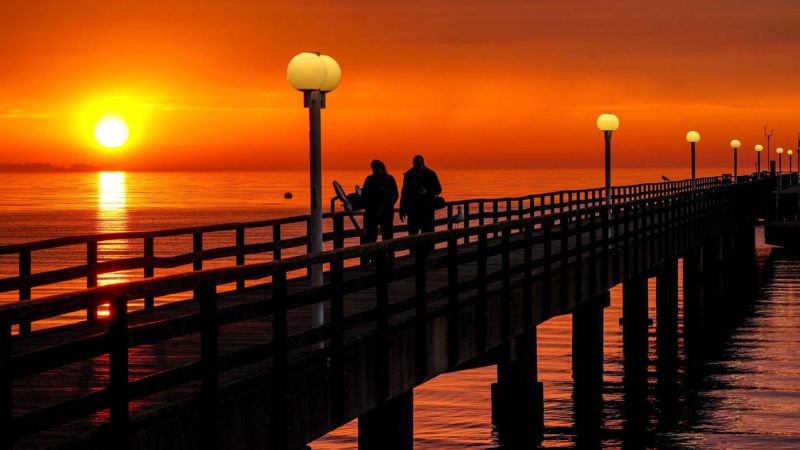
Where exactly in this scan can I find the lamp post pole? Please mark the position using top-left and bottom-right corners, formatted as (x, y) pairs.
(605, 130), (611, 204)
(686, 131), (700, 189)
(730, 140), (741, 183)
(755, 145), (763, 179)
(308, 90), (324, 306)
(596, 113), (619, 207)
(691, 142), (696, 187)
(288, 52), (342, 335)
(789, 150), (793, 186)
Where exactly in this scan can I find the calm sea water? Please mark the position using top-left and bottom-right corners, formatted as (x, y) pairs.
(1, 168), (797, 448)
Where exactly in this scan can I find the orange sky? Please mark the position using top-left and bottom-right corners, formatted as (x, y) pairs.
(1, 1), (800, 172)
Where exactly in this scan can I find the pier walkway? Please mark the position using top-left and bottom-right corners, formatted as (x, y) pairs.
(0, 176), (776, 449)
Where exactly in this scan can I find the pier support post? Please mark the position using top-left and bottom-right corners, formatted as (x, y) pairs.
(702, 236), (724, 327)
(572, 291), (608, 441)
(655, 258), (679, 425)
(492, 328), (544, 445)
(656, 258), (679, 372)
(358, 391), (413, 450)
(732, 222), (758, 303)
(622, 275), (649, 376)
(622, 275), (650, 442)
(682, 246), (703, 357)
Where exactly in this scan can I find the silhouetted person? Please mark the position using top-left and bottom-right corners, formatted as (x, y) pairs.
(362, 160), (398, 247)
(399, 155), (442, 235)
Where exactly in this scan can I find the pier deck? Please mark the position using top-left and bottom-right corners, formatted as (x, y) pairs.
(0, 175), (777, 449)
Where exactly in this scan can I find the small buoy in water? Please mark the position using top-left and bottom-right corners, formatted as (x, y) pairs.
(284, 192), (293, 199)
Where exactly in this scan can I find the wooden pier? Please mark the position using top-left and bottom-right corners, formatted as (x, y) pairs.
(0, 175), (779, 449)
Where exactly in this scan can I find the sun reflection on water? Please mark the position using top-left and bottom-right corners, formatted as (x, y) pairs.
(96, 172), (131, 301)
(99, 171), (126, 211)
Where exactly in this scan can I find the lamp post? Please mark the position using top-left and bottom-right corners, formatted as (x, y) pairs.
(755, 144), (763, 179)
(596, 113), (619, 206)
(730, 139), (741, 182)
(686, 131), (701, 188)
(287, 52), (342, 331)
(789, 149), (794, 185)
(777, 147), (784, 177)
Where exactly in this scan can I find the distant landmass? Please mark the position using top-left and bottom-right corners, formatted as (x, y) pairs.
(0, 163), (104, 172)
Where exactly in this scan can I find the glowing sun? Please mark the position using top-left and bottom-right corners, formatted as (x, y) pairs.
(94, 117), (129, 148)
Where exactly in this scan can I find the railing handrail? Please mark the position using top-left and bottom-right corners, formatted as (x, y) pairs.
(0, 175), (760, 326)
(0, 175), (723, 255)
(0, 212), (352, 255)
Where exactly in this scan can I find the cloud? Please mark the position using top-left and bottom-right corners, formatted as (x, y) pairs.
(0, 109), (55, 119)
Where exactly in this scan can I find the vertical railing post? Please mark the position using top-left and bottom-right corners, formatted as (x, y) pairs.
(235, 227), (245, 291)
(144, 237), (155, 308)
(477, 231), (488, 351)
(623, 202), (631, 277)
(0, 319), (10, 450)
(588, 208), (598, 296)
(574, 211), (583, 306)
(505, 199), (512, 222)
(109, 296), (129, 447)
(330, 254), (345, 425)
(198, 281), (219, 448)
(193, 231), (203, 271)
(332, 215), (344, 250)
(523, 222), (533, 328)
(18, 251), (31, 334)
(650, 199), (658, 265)
(87, 241), (98, 320)
(463, 203), (471, 244)
(492, 200), (499, 237)
(374, 249), (390, 402)
(542, 218), (552, 319)
(415, 240), (428, 384)
(447, 237), (459, 368)
(560, 214), (569, 310)
(478, 202), (485, 227)
(447, 204), (454, 230)
(273, 223), (282, 261)
(540, 195), (546, 217)
(270, 269), (288, 449)
(500, 228), (511, 340)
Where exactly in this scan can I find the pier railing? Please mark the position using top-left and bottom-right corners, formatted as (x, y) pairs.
(0, 176), (725, 335)
(0, 175), (773, 447)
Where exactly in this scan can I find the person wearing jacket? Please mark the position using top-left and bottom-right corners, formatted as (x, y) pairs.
(399, 155), (442, 235)
(361, 160), (399, 245)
